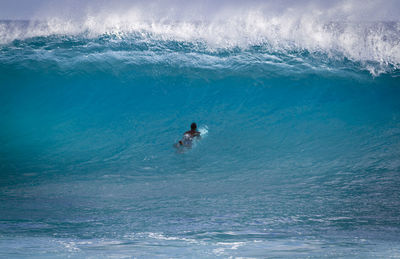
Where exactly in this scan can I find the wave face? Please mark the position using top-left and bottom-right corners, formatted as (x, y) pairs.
(1, 2), (400, 257)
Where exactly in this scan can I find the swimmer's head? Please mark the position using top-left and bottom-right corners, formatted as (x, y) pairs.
(191, 122), (197, 130)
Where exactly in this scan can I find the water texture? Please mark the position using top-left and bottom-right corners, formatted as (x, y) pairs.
(1, 2), (400, 257)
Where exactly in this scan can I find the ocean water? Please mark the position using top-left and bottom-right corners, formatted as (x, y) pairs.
(1, 2), (400, 257)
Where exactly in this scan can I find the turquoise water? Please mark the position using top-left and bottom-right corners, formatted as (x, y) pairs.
(0, 17), (400, 257)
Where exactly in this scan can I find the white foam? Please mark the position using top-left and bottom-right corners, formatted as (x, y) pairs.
(199, 125), (209, 137)
(0, 1), (399, 73)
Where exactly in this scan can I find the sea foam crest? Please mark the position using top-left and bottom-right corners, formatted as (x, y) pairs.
(0, 1), (399, 75)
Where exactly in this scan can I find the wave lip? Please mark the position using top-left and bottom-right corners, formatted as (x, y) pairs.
(1, 5), (400, 76)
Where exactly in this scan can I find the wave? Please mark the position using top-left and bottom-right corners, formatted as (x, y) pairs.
(1, 1), (400, 76)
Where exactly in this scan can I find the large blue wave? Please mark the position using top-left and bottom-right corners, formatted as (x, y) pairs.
(0, 4), (400, 256)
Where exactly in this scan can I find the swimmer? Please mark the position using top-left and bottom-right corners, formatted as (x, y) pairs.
(178, 122), (201, 146)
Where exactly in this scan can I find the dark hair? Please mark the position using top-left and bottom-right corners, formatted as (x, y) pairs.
(191, 122), (197, 130)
